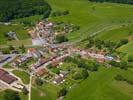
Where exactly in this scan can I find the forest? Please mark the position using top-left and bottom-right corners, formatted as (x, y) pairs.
(0, 0), (51, 22)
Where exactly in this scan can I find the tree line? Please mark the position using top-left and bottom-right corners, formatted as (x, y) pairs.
(0, 0), (51, 22)
(89, 0), (133, 4)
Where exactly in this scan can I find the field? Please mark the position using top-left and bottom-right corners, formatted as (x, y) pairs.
(47, 0), (133, 41)
(118, 41), (133, 55)
(12, 70), (30, 84)
(31, 84), (59, 100)
(0, 0), (133, 45)
(0, 24), (31, 45)
(95, 24), (133, 42)
(65, 67), (133, 100)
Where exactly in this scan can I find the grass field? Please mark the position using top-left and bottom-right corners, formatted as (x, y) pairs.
(0, 24), (30, 45)
(65, 67), (133, 100)
(118, 41), (133, 55)
(0, 0), (133, 45)
(95, 24), (133, 41)
(31, 84), (59, 100)
(47, 0), (133, 41)
(12, 70), (30, 84)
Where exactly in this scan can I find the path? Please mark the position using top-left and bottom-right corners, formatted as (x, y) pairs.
(28, 74), (33, 100)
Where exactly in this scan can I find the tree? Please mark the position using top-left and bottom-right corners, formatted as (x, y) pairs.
(114, 74), (125, 81)
(0, 0), (51, 22)
(120, 39), (128, 45)
(73, 73), (82, 80)
(9, 45), (15, 51)
(56, 34), (68, 43)
(120, 61), (128, 70)
(58, 88), (67, 97)
(82, 69), (89, 79)
(19, 45), (25, 53)
(22, 86), (29, 95)
(3, 90), (20, 100)
(52, 68), (60, 75)
(35, 78), (43, 86)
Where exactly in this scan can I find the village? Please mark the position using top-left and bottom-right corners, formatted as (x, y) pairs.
(0, 20), (120, 100)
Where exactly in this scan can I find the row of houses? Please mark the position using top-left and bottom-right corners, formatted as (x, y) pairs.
(72, 48), (117, 63)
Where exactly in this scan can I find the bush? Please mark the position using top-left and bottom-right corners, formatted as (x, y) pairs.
(56, 34), (68, 43)
(82, 69), (89, 79)
(126, 79), (133, 85)
(58, 88), (67, 97)
(114, 74), (125, 81)
(73, 73), (82, 80)
(35, 78), (43, 86)
(51, 68), (60, 75)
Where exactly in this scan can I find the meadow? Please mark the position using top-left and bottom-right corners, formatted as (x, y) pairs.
(65, 67), (133, 100)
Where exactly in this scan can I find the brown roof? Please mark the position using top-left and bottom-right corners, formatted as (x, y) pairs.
(36, 68), (48, 76)
(0, 69), (8, 77)
(0, 74), (17, 84)
(0, 69), (17, 84)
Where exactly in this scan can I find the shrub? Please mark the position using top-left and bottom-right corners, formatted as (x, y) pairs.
(114, 74), (125, 81)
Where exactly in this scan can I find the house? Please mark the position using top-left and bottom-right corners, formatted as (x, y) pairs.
(59, 71), (68, 77)
(6, 31), (17, 39)
(33, 59), (46, 69)
(105, 55), (114, 61)
(36, 68), (48, 76)
(27, 48), (41, 58)
(53, 76), (64, 84)
(16, 56), (28, 64)
(96, 58), (105, 63)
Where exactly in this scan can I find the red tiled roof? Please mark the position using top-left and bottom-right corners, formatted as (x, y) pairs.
(36, 68), (48, 76)
(0, 69), (17, 84)
(0, 69), (8, 77)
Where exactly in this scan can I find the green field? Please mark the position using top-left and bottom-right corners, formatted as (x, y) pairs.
(1, 0), (133, 45)
(118, 41), (133, 55)
(95, 24), (133, 41)
(65, 67), (133, 100)
(31, 84), (59, 100)
(12, 70), (30, 84)
(47, 0), (133, 41)
(0, 24), (30, 45)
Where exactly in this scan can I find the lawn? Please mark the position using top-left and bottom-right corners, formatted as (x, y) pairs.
(12, 70), (30, 84)
(31, 83), (59, 100)
(95, 24), (133, 42)
(118, 41), (133, 55)
(65, 67), (133, 100)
